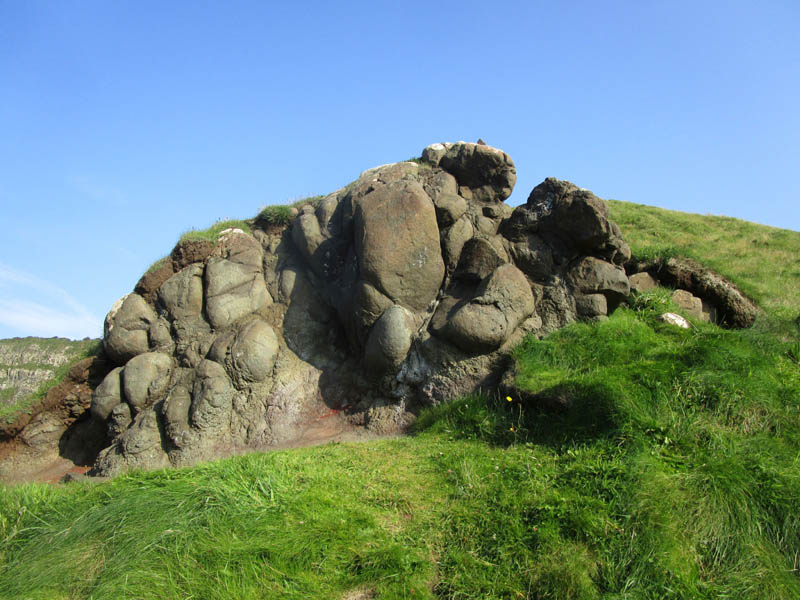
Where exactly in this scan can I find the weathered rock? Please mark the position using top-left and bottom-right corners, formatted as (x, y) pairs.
(91, 367), (124, 421)
(162, 383), (192, 449)
(507, 234), (554, 283)
(353, 281), (395, 340)
(672, 289), (703, 320)
(364, 306), (415, 376)
(122, 352), (173, 413)
(575, 293), (608, 320)
(79, 142), (762, 478)
(442, 216), (474, 272)
(518, 178), (631, 263)
(158, 264), (204, 320)
(205, 234), (271, 329)
(229, 319), (280, 384)
(190, 359), (234, 433)
(569, 257), (630, 300)
(107, 402), (132, 437)
(433, 193), (467, 228)
(441, 264), (535, 353)
(421, 142), (453, 167)
(629, 272), (659, 293)
(104, 293), (157, 365)
(628, 257), (757, 328)
(354, 180), (444, 311)
(439, 142), (516, 202)
(455, 237), (509, 282)
(421, 169), (458, 202)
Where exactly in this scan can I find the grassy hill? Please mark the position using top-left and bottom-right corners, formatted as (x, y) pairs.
(1, 203), (799, 599)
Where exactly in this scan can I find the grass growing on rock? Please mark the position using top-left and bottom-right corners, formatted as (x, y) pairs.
(179, 219), (253, 243)
(2, 202), (800, 598)
(257, 204), (295, 226)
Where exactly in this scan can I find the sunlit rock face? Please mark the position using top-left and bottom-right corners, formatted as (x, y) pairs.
(94, 141), (634, 475)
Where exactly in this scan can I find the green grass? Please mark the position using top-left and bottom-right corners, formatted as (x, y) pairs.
(257, 204), (295, 226)
(608, 200), (800, 318)
(179, 219), (253, 243)
(290, 194), (326, 210)
(2, 202), (800, 598)
(144, 255), (170, 275)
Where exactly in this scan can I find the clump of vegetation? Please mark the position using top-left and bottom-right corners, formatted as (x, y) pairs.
(179, 219), (252, 243)
(144, 255), (170, 275)
(290, 194), (325, 210)
(257, 204), (294, 226)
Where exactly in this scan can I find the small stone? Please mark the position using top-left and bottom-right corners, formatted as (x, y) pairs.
(659, 312), (691, 329)
(629, 272), (659, 293)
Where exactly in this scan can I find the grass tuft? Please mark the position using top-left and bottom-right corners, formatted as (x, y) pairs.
(179, 219), (252, 243)
(257, 205), (294, 226)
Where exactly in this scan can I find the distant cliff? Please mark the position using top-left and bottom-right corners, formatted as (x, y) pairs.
(0, 337), (98, 421)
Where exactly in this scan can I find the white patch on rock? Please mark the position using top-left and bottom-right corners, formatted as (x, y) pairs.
(219, 228), (246, 238)
(104, 294), (129, 336)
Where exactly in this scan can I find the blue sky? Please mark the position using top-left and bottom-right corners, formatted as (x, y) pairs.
(1, 1), (798, 340)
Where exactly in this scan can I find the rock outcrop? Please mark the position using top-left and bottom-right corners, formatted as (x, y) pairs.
(77, 141), (754, 476)
(87, 141), (638, 475)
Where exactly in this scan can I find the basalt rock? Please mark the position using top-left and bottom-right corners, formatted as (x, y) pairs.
(90, 141), (733, 476)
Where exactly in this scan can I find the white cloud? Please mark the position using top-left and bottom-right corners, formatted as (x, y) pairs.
(0, 263), (102, 339)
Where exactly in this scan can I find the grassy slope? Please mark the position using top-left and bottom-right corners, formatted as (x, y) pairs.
(607, 200), (800, 317)
(1, 203), (799, 599)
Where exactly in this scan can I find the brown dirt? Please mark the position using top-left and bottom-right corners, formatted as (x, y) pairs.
(0, 397), (401, 486)
(0, 353), (111, 485)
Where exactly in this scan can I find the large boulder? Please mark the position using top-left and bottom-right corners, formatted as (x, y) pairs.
(438, 142), (516, 202)
(158, 264), (204, 320)
(353, 180), (444, 312)
(508, 178), (631, 264)
(122, 352), (173, 413)
(205, 233), (272, 328)
(364, 305), (415, 376)
(90, 367), (124, 421)
(441, 264), (535, 353)
(104, 293), (157, 365)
